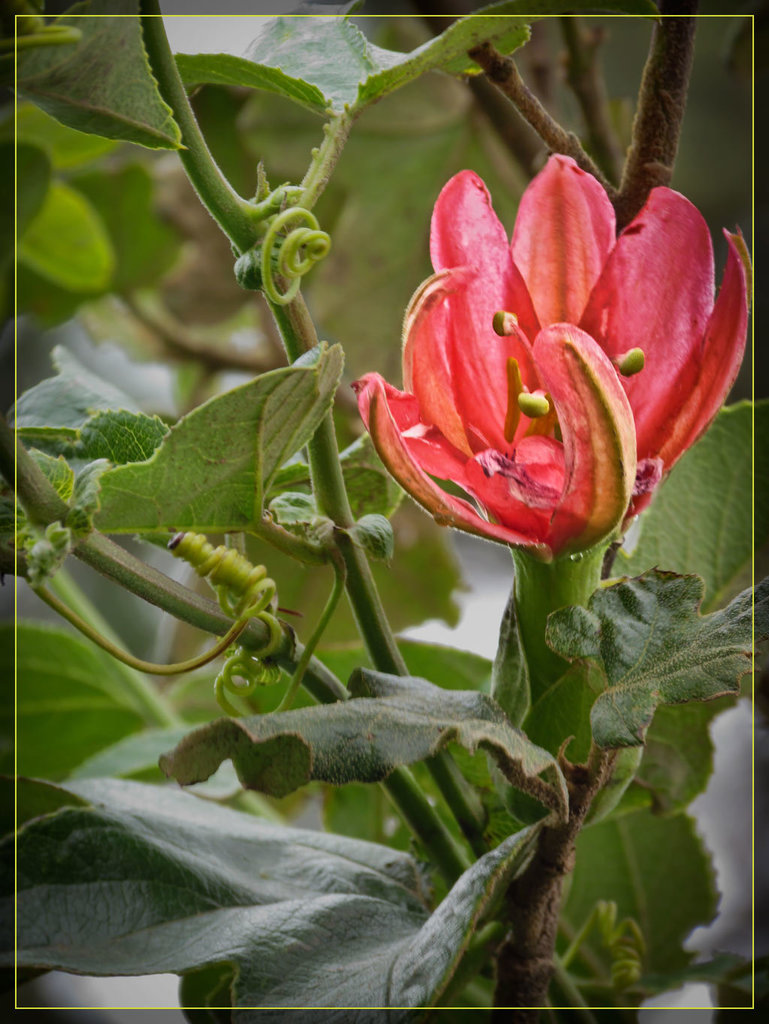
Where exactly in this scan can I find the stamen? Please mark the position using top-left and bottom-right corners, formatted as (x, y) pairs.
(617, 347), (645, 377)
(493, 310), (519, 337)
(524, 392), (558, 437)
(504, 357), (523, 443)
(518, 390), (551, 419)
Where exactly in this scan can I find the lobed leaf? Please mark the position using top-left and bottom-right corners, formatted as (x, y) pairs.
(5, 777), (537, 1015)
(160, 670), (568, 820)
(95, 344), (344, 533)
(547, 570), (766, 749)
(17, 0), (181, 150)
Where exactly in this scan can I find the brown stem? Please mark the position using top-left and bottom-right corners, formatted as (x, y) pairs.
(492, 746), (617, 1021)
(560, 18), (624, 187)
(468, 42), (617, 199)
(613, 2), (699, 230)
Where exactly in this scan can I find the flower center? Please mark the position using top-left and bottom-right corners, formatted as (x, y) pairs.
(504, 356), (556, 445)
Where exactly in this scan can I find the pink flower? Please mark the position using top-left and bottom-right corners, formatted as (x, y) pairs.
(353, 156), (749, 559)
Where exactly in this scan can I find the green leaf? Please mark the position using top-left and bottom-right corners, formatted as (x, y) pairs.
(72, 163), (182, 294)
(3, 777), (89, 836)
(160, 670), (568, 820)
(547, 571), (764, 748)
(3, 623), (144, 781)
(18, 181), (115, 291)
(29, 450), (74, 501)
(65, 458), (110, 536)
(15, 102), (118, 169)
(564, 809), (717, 977)
(17, 0), (181, 150)
(491, 587), (530, 727)
(349, 513), (394, 562)
(68, 725), (191, 780)
(177, 2), (655, 116)
(620, 402), (765, 611)
(13, 345), (139, 437)
(95, 344), (344, 533)
(630, 696), (735, 816)
(522, 663), (603, 763)
(74, 409), (170, 465)
(267, 490), (318, 526)
(175, 51), (330, 116)
(5, 777), (537, 1014)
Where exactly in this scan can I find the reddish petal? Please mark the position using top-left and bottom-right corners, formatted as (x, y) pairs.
(402, 268), (539, 454)
(511, 155), (615, 327)
(464, 436), (565, 539)
(429, 170), (541, 343)
(354, 373), (549, 554)
(533, 325), (637, 554)
(654, 230), (749, 469)
(580, 187), (716, 461)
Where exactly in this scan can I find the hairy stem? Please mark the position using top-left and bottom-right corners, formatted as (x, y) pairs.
(139, 0), (259, 253)
(299, 111), (353, 210)
(468, 41), (616, 198)
(614, 2), (699, 229)
(560, 18), (624, 186)
(492, 746), (617, 1019)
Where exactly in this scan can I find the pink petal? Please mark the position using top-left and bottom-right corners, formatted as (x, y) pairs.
(511, 155), (615, 327)
(532, 324), (637, 554)
(429, 170), (541, 343)
(402, 268), (539, 455)
(354, 373), (549, 554)
(464, 436), (565, 539)
(654, 230), (749, 468)
(580, 187), (716, 462)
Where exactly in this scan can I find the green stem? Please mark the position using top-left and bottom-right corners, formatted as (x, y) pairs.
(44, 570), (182, 729)
(511, 545), (605, 703)
(299, 111), (353, 210)
(139, 0), (259, 254)
(550, 957), (600, 1023)
(276, 558), (346, 712)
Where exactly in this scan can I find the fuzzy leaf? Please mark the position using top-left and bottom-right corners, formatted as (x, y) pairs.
(5, 777), (536, 1015)
(95, 345), (344, 533)
(17, 0), (181, 150)
(160, 670), (568, 820)
(547, 570), (766, 748)
(349, 513), (394, 562)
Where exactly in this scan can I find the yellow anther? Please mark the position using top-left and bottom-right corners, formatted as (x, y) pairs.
(617, 347), (645, 377)
(518, 391), (551, 418)
(493, 310), (519, 337)
(504, 357), (523, 442)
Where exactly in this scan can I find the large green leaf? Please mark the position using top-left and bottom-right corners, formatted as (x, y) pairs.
(563, 809), (717, 978)
(160, 670), (568, 819)
(3, 623), (145, 781)
(95, 344), (344, 532)
(620, 402), (766, 612)
(17, 0), (181, 150)
(5, 777), (537, 1015)
(18, 181), (115, 292)
(546, 571), (765, 749)
(176, 1), (656, 116)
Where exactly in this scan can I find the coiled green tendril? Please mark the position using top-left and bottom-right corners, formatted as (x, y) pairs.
(168, 532), (283, 715)
(595, 901), (645, 991)
(260, 206), (331, 306)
